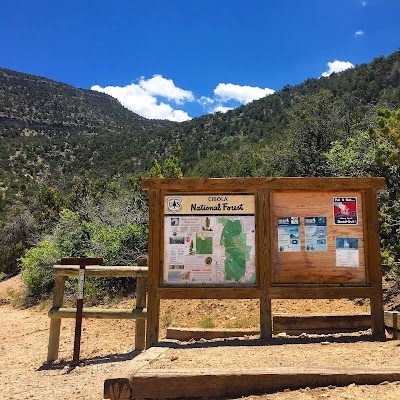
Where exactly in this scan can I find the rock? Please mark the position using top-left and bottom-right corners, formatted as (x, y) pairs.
(320, 341), (330, 345)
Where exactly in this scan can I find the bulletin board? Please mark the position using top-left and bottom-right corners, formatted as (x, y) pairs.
(142, 177), (386, 348)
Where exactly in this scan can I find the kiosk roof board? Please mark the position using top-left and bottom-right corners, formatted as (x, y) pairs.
(142, 177), (386, 348)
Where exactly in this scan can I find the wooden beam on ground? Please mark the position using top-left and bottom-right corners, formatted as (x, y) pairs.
(165, 313), (372, 340)
(384, 311), (399, 339)
(48, 307), (147, 320)
(166, 327), (260, 341)
(129, 367), (400, 399)
(104, 378), (131, 400)
(273, 313), (371, 334)
(104, 346), (170, 399)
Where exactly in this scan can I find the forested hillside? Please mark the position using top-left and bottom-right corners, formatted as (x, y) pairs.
(1, 51), (400, 302)
(0, 67), (173, 213)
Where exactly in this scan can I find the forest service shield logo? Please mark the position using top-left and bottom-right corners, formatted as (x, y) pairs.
(167, 197), (182, 213)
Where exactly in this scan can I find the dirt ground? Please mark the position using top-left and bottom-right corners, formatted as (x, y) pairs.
(0, 275), (399, 400)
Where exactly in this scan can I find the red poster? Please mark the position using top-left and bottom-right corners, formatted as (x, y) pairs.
(333, 197), (358, 225)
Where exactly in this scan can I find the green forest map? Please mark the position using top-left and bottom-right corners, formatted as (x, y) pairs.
(218, 218), (252, 282)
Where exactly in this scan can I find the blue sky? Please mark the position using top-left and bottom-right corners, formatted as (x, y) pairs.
(1, 0), (400, 121)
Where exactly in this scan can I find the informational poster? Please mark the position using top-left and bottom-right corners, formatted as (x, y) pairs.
(333, 197), (358, 225)
(304, 216), (328, 252)
(278, 217), (300, 252)
(336, 237), (359, 267)
(164, 194), (256, 285)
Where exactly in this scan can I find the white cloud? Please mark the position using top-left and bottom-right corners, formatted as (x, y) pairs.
(213, 105), (233, 114)
(321, 60), (354, 77)
(355, 30), (364, 37)
(138, 74), (194, 104)
(362, 1), (367, 6)
(91, 75), (193, 122)
(214, 83), (275, 104)
(198, 96), (215, 107)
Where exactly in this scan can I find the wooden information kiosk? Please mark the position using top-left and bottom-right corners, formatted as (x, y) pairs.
(142, 177), (386, 348)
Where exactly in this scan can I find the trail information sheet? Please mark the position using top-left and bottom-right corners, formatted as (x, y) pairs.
(164, 194), (256, 284)
(336, 237), (359, 267)
(304, 216), (328, 252)
(278, 217), (301, 252)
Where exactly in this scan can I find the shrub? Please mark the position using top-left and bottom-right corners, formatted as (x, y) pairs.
(20, 240), (61, 302)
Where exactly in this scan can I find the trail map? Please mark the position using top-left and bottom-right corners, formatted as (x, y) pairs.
(164, 194), (256, 284)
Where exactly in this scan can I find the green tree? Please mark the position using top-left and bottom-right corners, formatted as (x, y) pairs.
(285, 90), (343, 177)
(369, 109), (400, 274)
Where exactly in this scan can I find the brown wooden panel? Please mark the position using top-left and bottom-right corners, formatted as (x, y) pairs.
(157, 286), (262, 299)
(271, 191), (367, 284)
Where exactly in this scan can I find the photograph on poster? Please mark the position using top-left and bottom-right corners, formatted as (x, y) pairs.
(304, 216), (328, 252)
(333, 197), (358, 225)
(278, 216), (301, 252)
(336, 237), (359, 267)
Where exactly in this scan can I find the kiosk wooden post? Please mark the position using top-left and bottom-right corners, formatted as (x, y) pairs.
(142, 177), (386, 347)
(47, 274), (66, 361)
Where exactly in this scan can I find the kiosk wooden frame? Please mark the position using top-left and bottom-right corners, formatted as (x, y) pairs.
(142, 177), (386, 348)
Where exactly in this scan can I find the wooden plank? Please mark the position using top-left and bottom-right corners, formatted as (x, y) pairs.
(104, 378), (131, 400)
(364, 188), (385, 338)
(135, 277), (147, 351)
(269, 286), (375, 299)
(165, 313), (372, 340)
(156, 286), (261, 299)
(146, 189), (162, 348)
(60, 257), (103, 266)
(141, 177), (386, 191)
(53, 265), (148, 277)
(384, 311), (399, 339)
(47, 275), (65, 362)
(257, 189), (272, 339)
(384, 311), (400, 329)
(130, 367), (400, 399)
(136, 257), (147, 266)
(273, 313), (371, 334)
(48, 307), (147, 320)
(166, 327), (260, 340)
(271, 191), (367, 284)
(104, 347), (171, 399)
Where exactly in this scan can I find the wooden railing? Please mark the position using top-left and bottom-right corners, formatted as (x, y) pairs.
(47, 262), (148, 362)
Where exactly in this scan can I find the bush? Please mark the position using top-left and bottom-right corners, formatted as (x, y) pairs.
(20, 240), (61, 302)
